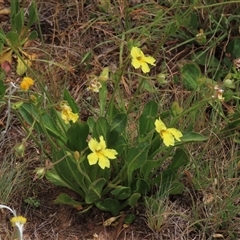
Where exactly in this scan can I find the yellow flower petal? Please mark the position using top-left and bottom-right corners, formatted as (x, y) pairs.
(131, 58), (141, 69)
(98, 155), (110, 169)
(60, 104), (79, 124)
(20, 77), (34, 91)
(140, 62), (150, 73)
(88, 138), (98, 152)
(155, 119), (167, 133)
(87, 136), (118, 169)
(102, 149), (118, 159)
(99, 136), (106, 150)
(155, 118), (183, 147)
(68, 112), (78, 123)
(131, 46), (143, 59)
(130, 46), (156, 73)
(87, 152), (99, 165)
(161, 130), (175, 147)
(143, 56), (156, 65)
(168, 128), (183, 141)
(10, 216), (27, 226)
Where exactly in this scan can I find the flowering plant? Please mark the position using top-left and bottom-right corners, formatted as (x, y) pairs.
(15, 47), (208, 216)
(0, 204), (27, 240)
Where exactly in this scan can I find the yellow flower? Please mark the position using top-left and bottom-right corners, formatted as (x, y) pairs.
(87, 136), (118, 169)
(130, 46), (156, 73)
(20, 77), (34, 91)
(10, 216), (27, 227)
(87, 78), (102, 93)
(155, 118), (183, 147)
(10, 215), (27, 240)
(60, 102), (79, 124)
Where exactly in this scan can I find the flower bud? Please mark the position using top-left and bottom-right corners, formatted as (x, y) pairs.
(29, 95), (37, 103)
(74, 151), (80, 161)
(98, 67), (109, 82)
(14, 142), (25, 158)
(223, 79), (235, 89)
(156, 73), (168, 85)
(34, 167), (46, 180)
(195, 29), (207, 45)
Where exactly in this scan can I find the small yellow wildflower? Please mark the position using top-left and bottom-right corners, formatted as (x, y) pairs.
(10, 215), (27, 240)
(155, 118), (183, 147)
(10, 216), (27, 227)
(87, 136), (118, 169)
(60, 102), (79, 124)
(20, 77), (34, 91)
(130, 46), (156, 73)
(0, 205), (26, 240)
(87, 79), (102, 93)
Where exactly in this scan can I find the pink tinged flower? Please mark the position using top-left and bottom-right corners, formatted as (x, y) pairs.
(155, 118), (183, 147)
(130, 46), (156, 73)
(87, 136), (118, 169)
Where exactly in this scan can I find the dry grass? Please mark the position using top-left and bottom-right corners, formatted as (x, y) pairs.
(1, 0), (240, 239)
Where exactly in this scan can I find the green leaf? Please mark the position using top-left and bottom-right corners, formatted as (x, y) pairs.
(10, 0), (19, 31)
(189, 12), (198, 29)
(27, 2), (38, 28)
(46, 168), (77, 191)
(192, 51), (220, 67)
(124, 214), (136, 225)
(110, 113), (127, 133)
(67, 122), (89, 152)
(111, 186), (131, 200)
(142, 80), (156, 92)
(54, 193), (83, 210)
(47, 150), (87, 196)
(15, 9), (24, 35)
(6, 32), (20, 48)
(28, 30), (38, 41)
(127, 144), (149, 184)
(18, 103), (65, 142)
(169, 148), (189, 170)
(87, 116), (95, 132)
(148, 132), (161, 157)
(180, 132), (208, 143)
(180, 62), (201, 90)
(168, 181), (185, 195)
(139, 101), (158, 137)
(111, 135), (127, 155)
(42, 114), (66, 142)
(85, 178), (106, 204)
(93, 117), (109, 140)
(0, 80), (6, 99)
(128, 193), (141, 207)
(18, 103), (42, 132)
(131, 179), (149, 195)
(64, 89), (79, 113)
(141, 160), (161, 180)
(227, 38), (240, 58)
(96, 198), (121, 216)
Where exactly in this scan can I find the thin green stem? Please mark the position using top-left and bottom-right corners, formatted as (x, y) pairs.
(127, 77), (145, 114)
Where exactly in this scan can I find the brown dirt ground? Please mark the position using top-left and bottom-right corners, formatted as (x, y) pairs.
(1, 0), (240, 239)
